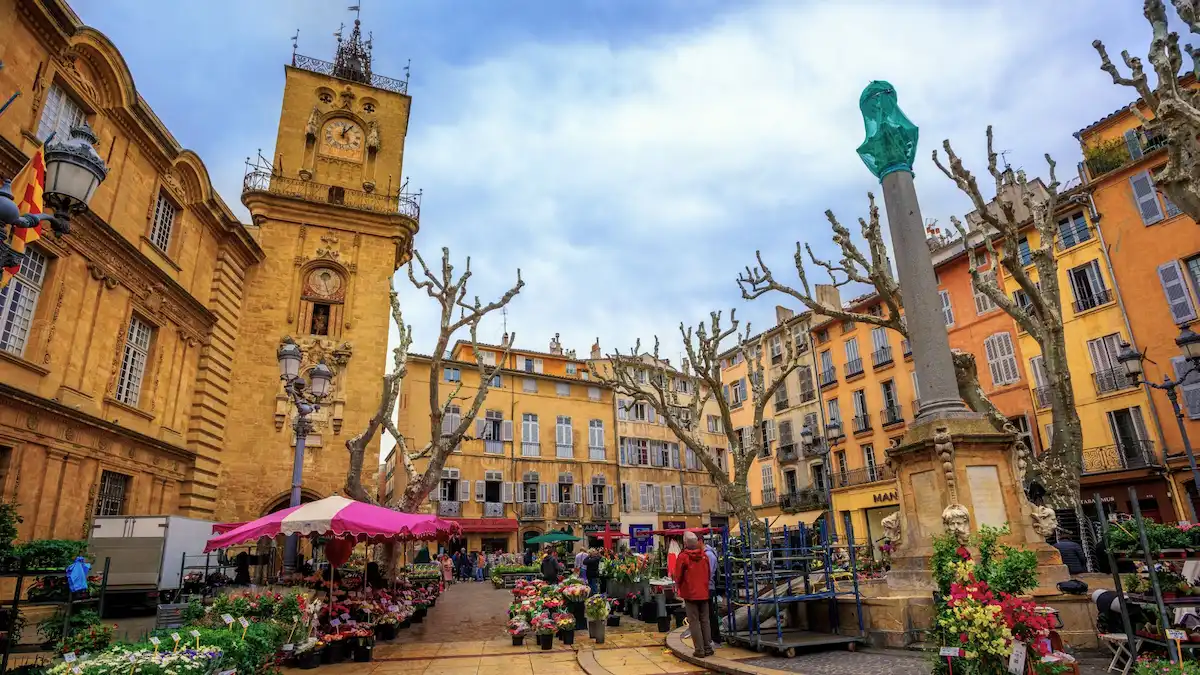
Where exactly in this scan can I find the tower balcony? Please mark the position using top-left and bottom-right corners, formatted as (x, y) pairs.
(243, 168), (421, 222)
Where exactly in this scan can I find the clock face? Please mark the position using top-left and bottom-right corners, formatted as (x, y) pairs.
(320, 120), (364, 160)
(306, 268), (345, 300)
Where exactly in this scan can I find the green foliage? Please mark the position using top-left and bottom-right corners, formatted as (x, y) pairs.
(930, 524), (1039, 597)
(930, 532), (961, 597)
(181, 598), (207, 624)
(1, 606), (27, 644)
(1083, 138), (1131, 176)
(136, 622), (285, 675)
(0, 500), (23, 554)
(12, 540), (88, 570)
(1107, 521), (1191, 553)
(1133, 657), (1200, 675)
(38, 608), (101, 644)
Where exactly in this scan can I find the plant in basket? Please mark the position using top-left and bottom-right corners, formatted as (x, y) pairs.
(584, 596), (610, 622)
(553, 611), (575, 632)
(508, 616), (531, 645)
(561, 582), (590, 602)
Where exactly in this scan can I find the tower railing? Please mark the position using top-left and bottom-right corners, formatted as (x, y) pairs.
(243, 168), (421, 221)
(292, 53), (410, 95)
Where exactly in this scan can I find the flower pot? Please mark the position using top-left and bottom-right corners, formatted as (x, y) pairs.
(376, 623), (396, 641)
(353, 643), (373, 662)
(298, 650), (322, 669)
(656, 616), (672, 632)
(512, 635), (525, 646)
(399, 618), (411, 629)
(570, 601), (587, 630)
(606, 616), (621, 627)
(322, 641), (347, 663)
(561, 631), (574, 645)
(589, 621), (606, 644)
(539, 634), (554, 650)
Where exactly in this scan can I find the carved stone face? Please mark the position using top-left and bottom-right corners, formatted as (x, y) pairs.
(942, 503), (971, 545)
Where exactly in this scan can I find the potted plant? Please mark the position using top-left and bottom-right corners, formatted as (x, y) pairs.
(294, 638), (324, 669)
(375, 615), (397, 641)
(585, 596), (609, 643)
(350, 626), (374, 662)
(606, 598), (621, 627)
(321, 632), (349, 663)
(534, 613), (556, 650)
(508, 616), (530, 646)
(554, 611), (576, 645)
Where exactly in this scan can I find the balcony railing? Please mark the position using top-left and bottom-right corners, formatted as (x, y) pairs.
(1082, 440), (1158, 474)
(556, 444), (574, 459)
(774, 397), (790, 413)
(1094, 367), (1137, 395)
(1054, 224), (1094, 251)
(872, 347), (893, 368)
(484, 502), (505, 518)
(845, 358), (865, 378)
(484, 440), (505, 454)
(1072, 288), (1113, 314)
(292, 52), (410, 94)
(831, 465), (895, 488)
(852, 413), (872, 434)
(819, 367), (837, 388)
(778, 444), (800, 463)
(590, 504), (611, 521)
(780, 488), (827, 513)
(800, 385), (816, 402)
(760, 488), (778, 506)
(902, 339), (912, 358)
(521, 442), (541, 457)
(520, 502), (544, 519)
(1084, 127), (1167, 178)
(881, 404), (904, 427)
(437, 501), (462, 517)
(801, 438), (828, 459)
(1034, 386), (1052, 410)
(557, 502), (579, 519)
(243, 170), (421, 220)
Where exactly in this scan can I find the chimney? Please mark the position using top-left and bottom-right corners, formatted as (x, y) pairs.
(590, 338), (602, 360)
(814, 284), (841, 316)
(774, 305), (795, 325)
(549, 332), (563, 355)
(501, 332), (510, 348)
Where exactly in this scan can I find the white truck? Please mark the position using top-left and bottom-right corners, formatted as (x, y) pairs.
(88, 515), (215, 613)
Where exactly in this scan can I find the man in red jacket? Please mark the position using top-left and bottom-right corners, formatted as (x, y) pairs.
(672, 531), (713, 658)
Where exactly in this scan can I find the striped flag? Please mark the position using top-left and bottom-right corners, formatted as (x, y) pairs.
(2, 150), (45, 287)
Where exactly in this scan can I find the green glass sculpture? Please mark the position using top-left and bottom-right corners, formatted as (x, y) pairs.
(856, 80), (919, 181)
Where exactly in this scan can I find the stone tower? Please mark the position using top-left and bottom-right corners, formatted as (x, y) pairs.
(217, 19), (419, 522)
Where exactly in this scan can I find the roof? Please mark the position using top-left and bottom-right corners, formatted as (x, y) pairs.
(407, 352), (612, 389)
(715, 308), (814, 360)
(1074, 74), (1194, 138)
(452, 339), (585, 363)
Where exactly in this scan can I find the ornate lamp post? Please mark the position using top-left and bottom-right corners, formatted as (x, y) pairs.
(800, 423), (837, 541)
(277, 337), (334, 572)
(1118, 334), (1200, 523)
(0, 122), (109, 283)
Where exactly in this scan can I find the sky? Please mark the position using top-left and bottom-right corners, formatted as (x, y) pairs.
(71, 0), (1157, 368)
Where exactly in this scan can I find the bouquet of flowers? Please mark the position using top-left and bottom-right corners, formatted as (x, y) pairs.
(553, 611), (576, 632)
(49, 647), (225, 675)
(532, 613), (556, 636)
(507, 616), (530, 637)
(561, 582), (590, 601)
(585, 595), (610, 621)
(542, 596), (564, 612)
(293, 637), (323, 655)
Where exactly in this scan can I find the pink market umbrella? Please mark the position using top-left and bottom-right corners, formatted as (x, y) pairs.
(203, 495), (454, 552)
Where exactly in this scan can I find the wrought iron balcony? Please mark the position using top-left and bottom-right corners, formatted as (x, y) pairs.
(1082, 440), (1158, 474)
(819, 367), (837, 388)
(243, 169), (420, 220)
(1034, 386), (1052, 410)
(590, 504), (611, 521)
(1072, 288), (1113, 314)
(852, 413), (872, 434)
(780, 488), (827, 513)
(872, 347), (893, 368)
(484, 502), (505, 518)
(760, 488), (778, 506)
(556, 502), (579, 519)
(520, 502), (545, 519)
(1094, 367), (1137, 395)
(292, 52), (410, 94)
(774, 396), (790, 413)
(831, 465), (895, 488)
(437, 501), (462, 517)
(799, 385), (816, 402)
(801, 438), (828, 459)
(881, 404), (904, 427)
(778, 444), (800, 463)
(521, 442), (541, 457)
(902, 339), (912, 358)
(845, 358), (865, 378)
(1084, 127), (1167, 177)
(1054, 224), (1095, 251)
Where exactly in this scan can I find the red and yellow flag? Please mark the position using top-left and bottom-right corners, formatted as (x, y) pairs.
(2, 150), (45, 287)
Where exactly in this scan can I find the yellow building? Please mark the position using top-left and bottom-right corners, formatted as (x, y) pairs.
(590, 347), (728, 550)
(0, 0), (265, 537)
(218, 20), (419, 522)
(396, 337), (619, 553)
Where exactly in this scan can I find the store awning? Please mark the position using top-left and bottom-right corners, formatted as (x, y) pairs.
(445, 517), (519, 533)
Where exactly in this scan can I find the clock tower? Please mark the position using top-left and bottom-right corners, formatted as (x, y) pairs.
(216, 18), (419, 522)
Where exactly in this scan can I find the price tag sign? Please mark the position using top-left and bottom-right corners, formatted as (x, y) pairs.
(128, 654), (138, 663)
(282, 644), (295, 652)
(64, 652), (77, 663)
(1168, 629), (1188, 641)
(330, 618), (342, 627)
(218, 670), (237, 675)
(221, 614), (234, 625)
(939, 647), (961, 657)
(1007, 641), (1027, 674)
(388, 605), (398, 613)
(340, 613), (351, 621)
(72, 668), (82, 675)
(171, 633), (181, 643)
(238, 617), (250, 628)
(347, 620), (357, 627)
(149, 637), (161, 646)
(190, 629), (201, 638)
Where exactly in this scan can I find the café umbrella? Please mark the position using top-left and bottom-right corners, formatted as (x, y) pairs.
(524, 531), (581, 545)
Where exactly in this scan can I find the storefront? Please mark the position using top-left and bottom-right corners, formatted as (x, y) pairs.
(582, 522), (623, 550)
(446, 517), (519, 553)
(1080, 476), (1175, 523)
(830, 484), (900, 558)
(623, 514), (658, 554)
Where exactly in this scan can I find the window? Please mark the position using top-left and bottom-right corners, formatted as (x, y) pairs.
(778, 420), (794, 447)
(816, 328), (829, 343)
(798, 366), (815, 401)
(566, 363), (577, 375)
(792, 324), (808, 352)
(687, 486), (702, 513)
(522, 378), (537, 393)
(309, 303), (331, 335)
(556, 382), (570, 397)
(863, 445), (878, 481)
(939, 290), (954, 326)
(844, 338), (861, 369)
(835, 450), (848, 476)
(94, 470), (130, 516)
(770, 335), (783, 362)
(480, 350), (496, 366)
(1173, 357), (1200, 419)
(774, 382), (789, 410)
(149, 191), (178, 252)
(841, 319), (855, 332)
(636, 369), (649, 384)
(731, 378), (747, 406)
(974, 272), (998, 315)
(686, 447), (699, 470)
(851, 389), (869, 432)
(522, 357), (543, 373)
(630, 401), (651, 423)
(0, 248), (47, 357)
(37, 83), (85, 142)
(716, 448), (727, 471)
(983, 332), (1020, 387)
(115, 316), (153, 407)
(969, 248), (989, 269)
(1017, 237), (1031, 266)
(556, 416), (573, 458)
(1056, 212), (1092, 248)
(674, 378), (692, 394)
(489, 374), (502, 388)
(760, 464), (775, 493)
(819, 350), (835, 385)
(707, 415), (723, 433)
(1009, 414), (1034, 454)
(826, 399), (842, 434)
(444, 367), (461, 382)
(870, 327), (891, 365)
(634, 439), (649, 466)
(811, 464), (826, 492)
(588, 420), (605, 460)
(521, 413), (540, 456)
(656, 441), (672, 467)
(482, 410), (505, 453)
(587, 386), (601, 401)
(881, 380), (899, 421)
(1012, 288), (1031, 314)
(1068, 260), (1109, 312)
(440, 405), (461, 437)
(1130, 170), (1165, 226)
(621, 483), (631, 512)
(1088, 333), (1127, 394)
(1160, 260), (1198, 324)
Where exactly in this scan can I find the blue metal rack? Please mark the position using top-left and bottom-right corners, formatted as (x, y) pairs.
(720, 518), (865, 657)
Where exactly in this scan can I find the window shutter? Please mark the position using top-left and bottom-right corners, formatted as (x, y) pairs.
(940, 291), (954, 326)
(503, 482), (514, 503)
(441, 414), (453, 435)
(1123, 129), (1144, 161)
(430, 486), (440, 503)
(670, 443), (680, 469)
(605, 485), (615, 505)
(650, 442), (663, 467)
(1131, 171), (1165, 225)
(534, 358), (543, 373)
(618, 400), (628, 421)
(983, 336), (1002, 386)
(585, 485), (593, 504)
(646, 403), (656, 424)
(766, 420), (776, 441)
(1165, 193), (1183, 218)
(1173, 357), (1200, 419)
(457, 481), (470, 502)
(574, 484), (583, 504)
(639, 484), (648, 511)
(501, 420), (514, 441)
(475, 480), (485, 502)
(1158, 261), (1197, 324)
(660, 485), (671, 512)
(476, 419), (486, 437)
(619, 438), (628, 465)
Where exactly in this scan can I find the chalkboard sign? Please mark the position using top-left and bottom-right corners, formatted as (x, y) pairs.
(156, 603), (189, 629)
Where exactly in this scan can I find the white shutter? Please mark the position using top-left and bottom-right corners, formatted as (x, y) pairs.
(534, 358), (544, 373)
(675, 485), (684, 512)
(605, 485), (615, 505)
(1124, 129), (1145, 161)
(441, 414), (453, 435)
(940, 290), (954, 326)
(983, 336), (1002, 386)
(457, 481), (470, 502)
(503, 482), (514, 503)
(670, 443), (680, 469)
(766, 420), (776, 441)
(1158, 261), (1197, 324)
(619, 438), (628, 465)
(502, 420), (514, 441)
(994, 333), (1019, 384)
(639, 484), (648, 512)
(574, 484), (583, 504)
(1030, 356), (1048, 388)
(617, 399), (628, 421)
(1131, 170), (1165, 225)
(1173, 357), (1200, 419)
(476, 419), (486, 437)
(539, 483), (550, 503)
(475, 480), (485, 502)
(585, 485), (593, 504)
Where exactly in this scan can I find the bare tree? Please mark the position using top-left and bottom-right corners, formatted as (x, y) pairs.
(737, 131), (1083, 507)
(591, 310), (805, 533)
(1094, 0), (1200, 219)
(343, 247), (523, 511)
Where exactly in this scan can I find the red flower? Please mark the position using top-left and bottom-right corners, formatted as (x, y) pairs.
(955, 546), (970, 560)
(959, 633), (968, 643)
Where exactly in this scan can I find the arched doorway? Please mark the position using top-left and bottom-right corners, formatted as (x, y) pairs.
(259, 488), (324, 516)
(522, 529), (542, 554)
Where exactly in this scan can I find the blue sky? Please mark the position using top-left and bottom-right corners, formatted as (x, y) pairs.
(71, 0), (1157, 365)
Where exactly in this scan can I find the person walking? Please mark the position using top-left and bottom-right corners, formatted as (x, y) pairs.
(475, 551), (486, 582)
(583, 549), (602, 596)
(704, 540), (722, 649)
(440, 554), (454, 583)
(672, 532), (713, 658)
(541, 547), (562, 583)
(523, 547), (534, 567)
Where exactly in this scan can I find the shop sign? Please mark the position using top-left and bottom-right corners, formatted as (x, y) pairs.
(629, 524), (652, 553)
(583, 522), (621, 533)
(873, 491), (898, 504)
(662, 520), (687, 530)
(1081, 496), (1116, 505)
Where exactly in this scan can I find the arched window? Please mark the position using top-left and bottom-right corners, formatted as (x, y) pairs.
(299, 266), (346, 338)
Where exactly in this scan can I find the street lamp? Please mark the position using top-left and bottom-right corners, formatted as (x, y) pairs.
(0, 122), (108, 283)
(1118, 335), (1200, 523)
(800, 423), (837, 543)
(278, 337), (334, 572)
